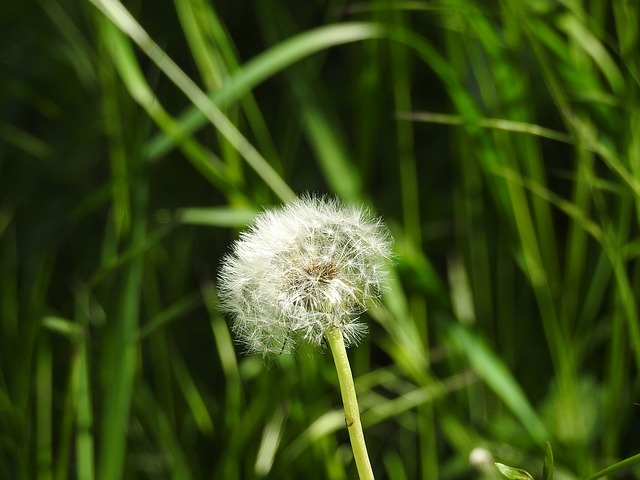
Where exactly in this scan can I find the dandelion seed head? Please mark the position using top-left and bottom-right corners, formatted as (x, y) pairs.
(217, 195), (394, 356)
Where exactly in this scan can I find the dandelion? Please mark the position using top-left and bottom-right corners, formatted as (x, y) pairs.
(218, 194), (393, 479)
(217, 194), (393, 356)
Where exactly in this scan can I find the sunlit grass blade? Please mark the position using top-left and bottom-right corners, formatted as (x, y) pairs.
(97, 17), (237, 194)
(556, 14), (626, 95)
(396, 112), (574, 144)
(88, 0), (295, 202)
(42, 316), (85, 339)
(174, 0), (282, 173)
(254, 405), (287, 477)
(143, 22), (387, 161)
(175, 206), (258, 227)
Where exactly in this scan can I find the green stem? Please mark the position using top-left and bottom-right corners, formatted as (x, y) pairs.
(325, 326), (375, 480)
(584, 452), (640, 480)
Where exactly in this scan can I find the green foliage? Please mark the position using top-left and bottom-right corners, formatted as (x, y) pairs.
(2, 0), (640, 478)
(495, 441), (554, 480)
(495, 463), (535, 480)
(543, 441), (554, 480)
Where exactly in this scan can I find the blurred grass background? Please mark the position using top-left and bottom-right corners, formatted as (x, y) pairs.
(2, 0), (640, 478)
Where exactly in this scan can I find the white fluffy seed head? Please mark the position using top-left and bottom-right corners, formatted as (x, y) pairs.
(217, 195), (394, 356)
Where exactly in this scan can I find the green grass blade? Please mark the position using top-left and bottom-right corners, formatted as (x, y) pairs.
(35, 337), (52, 480)
(137, 291), (202, 341)
(88, 0), (295, 202)
(175, 206), (258, 228)
(143, 22), (387, 160)
(445, 322), (549, 444)
(97, 223), (145, 480)
(584, 452), (640, 480)
(75, 333), (95, 480)
(542, 441), (554, 480)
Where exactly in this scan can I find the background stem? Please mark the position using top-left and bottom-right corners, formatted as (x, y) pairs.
(325, 326), (375, 480)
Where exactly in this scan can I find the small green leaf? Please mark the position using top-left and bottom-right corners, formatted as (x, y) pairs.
(542, 441), (554, 480)
(495, 463), (535, 480)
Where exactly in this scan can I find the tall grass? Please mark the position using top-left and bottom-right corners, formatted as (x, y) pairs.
(2, 0), (640, 478)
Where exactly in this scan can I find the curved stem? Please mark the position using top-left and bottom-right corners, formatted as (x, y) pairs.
(325, 326), (375, 480)
(584, 452), (640, 480)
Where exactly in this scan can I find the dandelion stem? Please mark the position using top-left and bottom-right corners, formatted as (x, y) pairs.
(325, 326), (375, 480)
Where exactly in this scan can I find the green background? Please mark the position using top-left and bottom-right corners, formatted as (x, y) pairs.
(2, 0), (640, 478)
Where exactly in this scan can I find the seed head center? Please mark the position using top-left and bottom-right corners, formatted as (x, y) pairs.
(303, 260), (339, 283)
